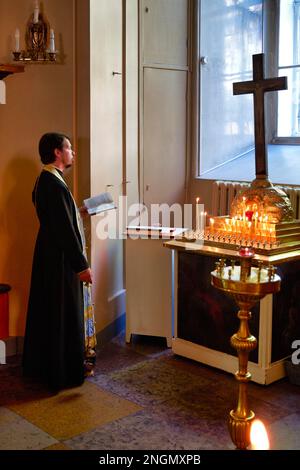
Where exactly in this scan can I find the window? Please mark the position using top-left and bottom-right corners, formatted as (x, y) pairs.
(197, 0), (300, 177)
(277, 0), (300, 137)
(199, 0), (263, 175)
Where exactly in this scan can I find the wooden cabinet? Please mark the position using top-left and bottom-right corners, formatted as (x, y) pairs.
(166, 241), (300, 385)
(126, 227), (185, 346)
(140, 0), (189, 210)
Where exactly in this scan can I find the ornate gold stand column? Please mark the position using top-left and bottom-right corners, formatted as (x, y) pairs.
(228, 295), (257, 449)
(211, 250), (280, 449)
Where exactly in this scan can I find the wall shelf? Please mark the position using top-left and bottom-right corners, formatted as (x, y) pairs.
(0, 64), (25, 80)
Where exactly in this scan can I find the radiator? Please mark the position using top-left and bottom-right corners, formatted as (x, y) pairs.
(212, 181), (300, 218)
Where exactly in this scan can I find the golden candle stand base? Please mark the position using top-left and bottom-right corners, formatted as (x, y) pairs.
(84, 347), (96, 378)
(211, 249), (281, 449)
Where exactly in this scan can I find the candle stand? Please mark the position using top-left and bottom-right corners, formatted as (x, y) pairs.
(12, 3), (58, 63)
(211, 248), (281, 449)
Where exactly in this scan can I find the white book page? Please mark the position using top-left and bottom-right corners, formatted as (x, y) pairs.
(84, 192), (116, 215)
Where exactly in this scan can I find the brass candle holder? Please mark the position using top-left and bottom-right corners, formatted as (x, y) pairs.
(12, 4), (58, 63)
(211, 247), (281, 449)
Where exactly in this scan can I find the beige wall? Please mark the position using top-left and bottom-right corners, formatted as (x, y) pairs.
(75, 0), (90, 205)
(126, 0), (139, 209)
(0, 0), (139, 339)
(90, 0), (125, 331)
(0, 0), (75, 336)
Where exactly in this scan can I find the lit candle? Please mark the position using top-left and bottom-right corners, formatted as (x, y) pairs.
(195, 197), (201, 231)
(33, 0), (39, 24)
(254, 211), (258, 229)
(49, 29), (56, 53)
(232, 217), (236, 233)
(250, 419), (269, 450)
(268, 228), (272, 244)
(242, 196), (246, 221)
(14, 28), (20, 52)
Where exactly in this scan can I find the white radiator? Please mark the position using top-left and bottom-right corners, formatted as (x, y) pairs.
(212, 181), (300, 218)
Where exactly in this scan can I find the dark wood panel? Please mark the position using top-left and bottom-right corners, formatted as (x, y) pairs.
(178, 252), (260, 363)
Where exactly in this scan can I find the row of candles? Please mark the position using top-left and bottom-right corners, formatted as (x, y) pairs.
(208, 217), (277, 242)
(195, 197), (278, 246)
(204, 232), (278, 249)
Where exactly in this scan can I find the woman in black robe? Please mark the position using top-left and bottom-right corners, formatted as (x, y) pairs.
(23, 133), (92, 391)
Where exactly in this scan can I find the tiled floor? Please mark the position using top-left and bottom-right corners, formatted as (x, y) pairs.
(1, 332), (300, 450)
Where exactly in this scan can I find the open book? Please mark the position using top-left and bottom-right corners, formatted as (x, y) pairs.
(83, 192), (116, 215)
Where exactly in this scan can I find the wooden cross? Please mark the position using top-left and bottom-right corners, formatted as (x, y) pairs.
(233, 53), (287, 180)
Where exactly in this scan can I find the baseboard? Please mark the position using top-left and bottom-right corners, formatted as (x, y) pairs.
(265, 359), (287, 385)
(0, 336), (24, 359)
(172, 337), (287, 385)
(1, 313), (126, 360)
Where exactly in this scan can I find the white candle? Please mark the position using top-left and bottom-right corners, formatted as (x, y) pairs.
(196, 198), (200, 231)
(49, 29), (55, 52)
(15, 28), (20, 52)
(242, 196), (246, 222)
(33, 1), (39, 24)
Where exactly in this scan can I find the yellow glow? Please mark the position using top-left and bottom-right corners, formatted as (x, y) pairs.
(250, 419), (270, 450)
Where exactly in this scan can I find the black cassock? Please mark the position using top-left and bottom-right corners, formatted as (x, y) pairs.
(23, 169), (89, 390)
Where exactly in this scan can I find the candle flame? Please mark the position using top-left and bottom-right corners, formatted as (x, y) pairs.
(250, 419), (270, 450)
(196, 197), (200, 203)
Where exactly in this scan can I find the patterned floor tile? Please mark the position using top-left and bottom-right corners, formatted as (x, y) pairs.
(0, 407), (57, 450)
(66, 408), (234, 450)
(43, 442), (72, 450)
(8, 381), (141, 440)
(1, 336), (300, 451)
(112, 331), (171, 358)
(94, 342), (148, 375)
(89, 359), (213, 406)
(268, 412), (300, 450)
(180, 366), (296, 425)
(0, 363), (52, 407)
(163, 354), (235, 385)
(248, 379), (300, 413)
(165, 381), (291, 435)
